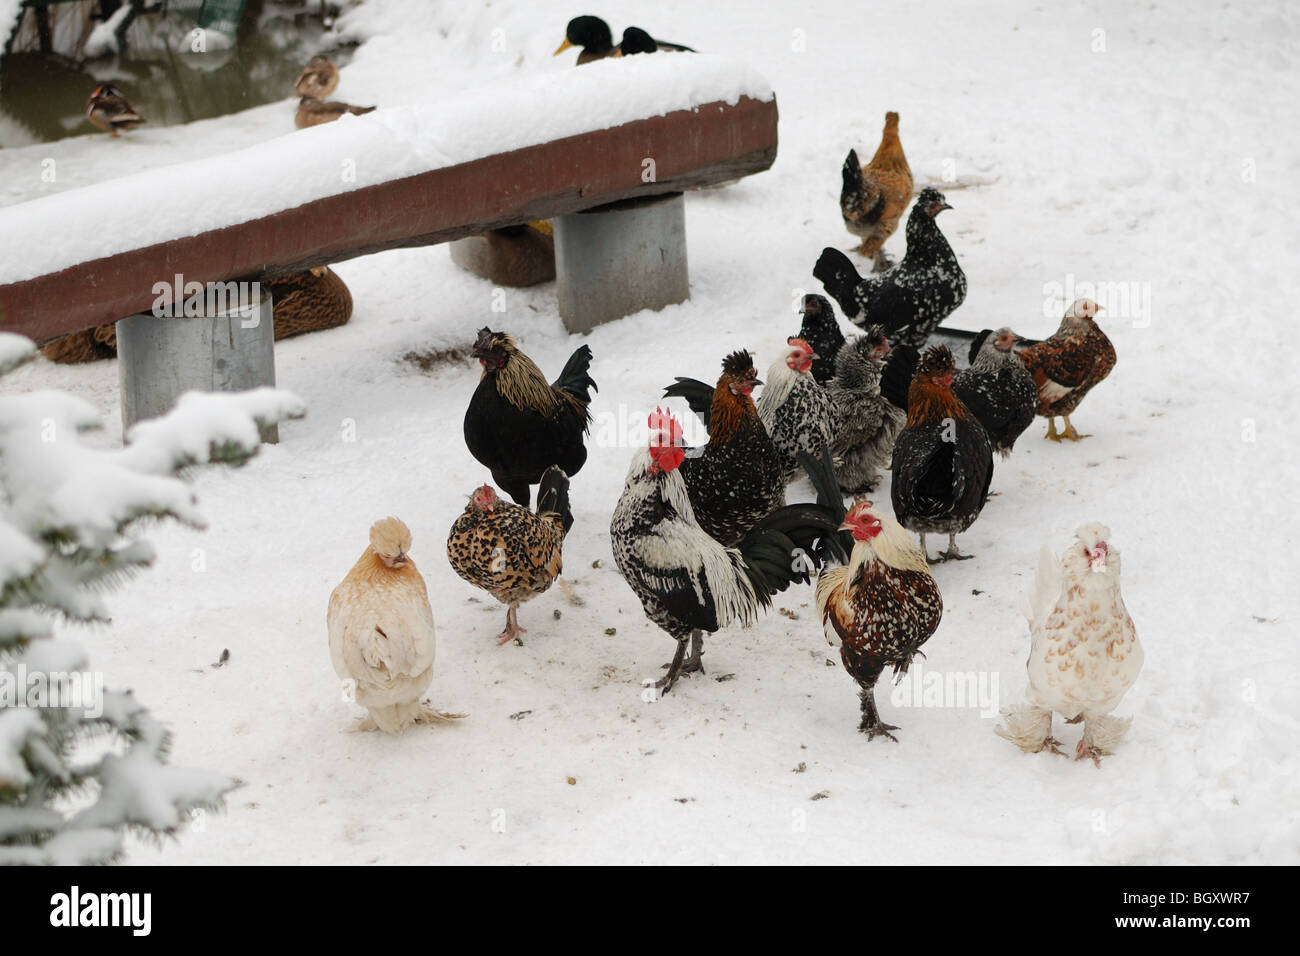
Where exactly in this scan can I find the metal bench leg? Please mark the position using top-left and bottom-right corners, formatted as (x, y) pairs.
(116, 287), (278, 443)
(554, 192), (689, 333)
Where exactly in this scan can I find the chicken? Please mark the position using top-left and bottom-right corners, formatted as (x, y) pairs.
(295, 96), (376, 129)
(293, 55), (340, 99)
(327, 518), (464, 734)
(952, 327), (1037, 458)
(756, 337), (837, 485)
(84, 84), (145, 137)
(797, 294), (847, 386)
(446, 467), (571, 646)
(814, 187), (966, 348)
(1017, 298), (1115, 442)
(827, 327), (904, 493)
(840, 111), (914, 272)
(661, 350), (785, 546)
(610, 410), (838, 692)
(464, 327), (596, 507)
(815, 496), (943, 741)
(997, 523), (1142, 766)
(890, 346), (993, 561)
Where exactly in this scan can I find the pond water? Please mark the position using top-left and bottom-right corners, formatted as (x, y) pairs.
(0, 6), (353, 147)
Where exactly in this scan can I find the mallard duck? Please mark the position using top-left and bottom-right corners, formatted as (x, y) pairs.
(84, 84), (145, 137)
(293, 55), (339, 99)
(295, 96), (376, 129)
(555, 17), (695, 62)
(265, 267), (353, 339)
(38, 268), (352, 364)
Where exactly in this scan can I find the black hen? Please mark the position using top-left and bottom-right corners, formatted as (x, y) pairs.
(797, 294), (847, 385)
(464, 328), (597, 507)
(953, 328), (1037, 458)
(890, 346), (992, 562)
(813, 187), (966, 348)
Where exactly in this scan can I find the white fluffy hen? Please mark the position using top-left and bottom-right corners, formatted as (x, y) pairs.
(997, 523), (1142, 765)
(328, 517), (464, 734)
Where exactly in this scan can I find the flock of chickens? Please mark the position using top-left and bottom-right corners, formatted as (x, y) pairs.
(217, 15), (1143, 767)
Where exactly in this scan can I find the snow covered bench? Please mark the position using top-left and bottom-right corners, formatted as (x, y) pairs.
(0, 55), (777, 433)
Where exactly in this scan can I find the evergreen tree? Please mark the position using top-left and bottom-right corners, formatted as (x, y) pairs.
(0, 332), (304, 864)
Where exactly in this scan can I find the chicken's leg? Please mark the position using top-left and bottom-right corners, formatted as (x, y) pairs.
(496, 603), (528, 646)
(1061, 414), (1090, 441)
(872, 249), (895, 273)
(934, 533), (974, 562)
(655, 635), (690, 693)
(1044, 417), (1062, 442)
(1075, 736), (1105, 767)
(858, 686), (900, 742)
(680, 631), (705, 677)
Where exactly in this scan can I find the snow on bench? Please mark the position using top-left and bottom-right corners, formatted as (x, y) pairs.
(0, 54), (778, 344)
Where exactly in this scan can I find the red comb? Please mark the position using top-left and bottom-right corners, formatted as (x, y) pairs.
(647, 407), (683, 446)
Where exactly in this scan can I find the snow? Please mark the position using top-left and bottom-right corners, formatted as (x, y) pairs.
(0, 53), (771, 284)
(0, 333), (33, 374)
(1, 0), (1298, 865)
(82, 4), (134, 60)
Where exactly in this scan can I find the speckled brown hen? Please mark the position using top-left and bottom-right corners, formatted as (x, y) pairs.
(841, 111), (914, 272)
(1017, 298), (1116, 441)
(447, 467), (571, 646)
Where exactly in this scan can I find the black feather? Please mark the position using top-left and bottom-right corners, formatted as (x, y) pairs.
(536, 466), (573, 534)
(662, 376), (714, 431)
(968, 329), (993, 367)
(880, 344), (920, 411)
(553, 344), (598, 404)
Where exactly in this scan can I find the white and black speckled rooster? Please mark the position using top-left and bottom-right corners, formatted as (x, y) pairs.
(813, 187), (966, 348)
(997, 523), (1142, 766)
(801, 454), (943, 741)
(952, 327), (1037, 458)
(826, 327), (905, 493)
(756, 337), (837, 486)
(660, 350), (785, 547)
(610, 410), (839, 693)
(890, 346), (993, 562)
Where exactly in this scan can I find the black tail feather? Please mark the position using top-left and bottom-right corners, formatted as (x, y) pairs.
(662, 376), (715, 431)
(812, 247), (862, 319)
(968, 329), (993, 366)
(880, 343), (920, 411)
(797, 447), (852, 566)
(554, 345), (597, 405)
(536, 466), (573, 534)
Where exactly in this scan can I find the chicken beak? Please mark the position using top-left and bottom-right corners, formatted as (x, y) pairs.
(554, 38), (573, 55)
(750, 377), (764, 388)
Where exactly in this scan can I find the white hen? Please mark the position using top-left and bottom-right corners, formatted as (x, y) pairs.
(328, 517), (464, 734)
(997, 522), (1142, 765)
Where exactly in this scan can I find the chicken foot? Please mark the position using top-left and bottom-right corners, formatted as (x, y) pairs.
(496, 604), (527, 646)
(1061, 414), (1090, 441)
(655, 633), (691, 693)
(923, 532), (974, 563)
(857, 687), (900, 742)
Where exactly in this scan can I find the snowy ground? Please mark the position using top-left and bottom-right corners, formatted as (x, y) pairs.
(2, 0), (1298, 864)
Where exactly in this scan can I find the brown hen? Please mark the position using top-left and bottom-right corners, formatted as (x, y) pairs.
(1017, 298), (1116, 441)
(841, 111), (914, 272)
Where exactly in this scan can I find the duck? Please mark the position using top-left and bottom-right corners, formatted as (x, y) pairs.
(293, 55), (339, 100)
(84, 84), (145, 137)
(295, 96), (376, 129)
(38, 268), (352, 364)
(554, 16), (694, 63)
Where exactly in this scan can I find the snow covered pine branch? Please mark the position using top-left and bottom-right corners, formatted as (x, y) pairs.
(0, 332), (304, 864)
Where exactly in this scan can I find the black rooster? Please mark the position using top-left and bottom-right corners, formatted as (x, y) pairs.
(797, 294), (847, 385)
(890, 346), (992, 562)
(464, 328), (597, 506)
(813, 187), (966, 348)
(661, 350), (785, 546)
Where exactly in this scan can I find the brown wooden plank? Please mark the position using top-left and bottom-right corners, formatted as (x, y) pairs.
(0, 95), (778, 344)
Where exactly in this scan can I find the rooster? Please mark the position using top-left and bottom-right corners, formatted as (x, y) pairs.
(797, 294), (848, 386)
(890, 346), (993, 561)
(756, 338), (837, 485)
(840, 111), (914, 272)
(327, 518), (464, 734)
(1017, 298), (1115, 442)
(997, 523), (1142, 766)
(815, 493), (943, 741)
(661, 350), (785, 546)
(827, 327), (904, 493)
(814, 187), (966, 348)
(610, 410), (838, 692)
(952, 328), (1037, 458)
(446, 466), (571, 646)
(464, 328), (596, 507)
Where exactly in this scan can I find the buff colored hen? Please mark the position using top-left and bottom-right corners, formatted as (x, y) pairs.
(328, 517), (464, 733)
